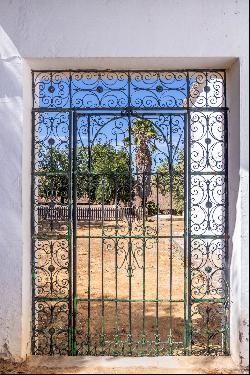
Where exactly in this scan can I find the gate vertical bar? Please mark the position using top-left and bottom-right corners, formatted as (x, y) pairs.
(183, 112), (188, 355)
(127, 73), (133, 354)
(31, 105), (36, 355)
(155, 172), (159, 354)
(224, 106), (230, 354)
(87, 115), (92, 354)
(101, 176), (105, 353)
(186, 71), (192, 355)
(142, 170), (146, 351)
(114, 175), (119, 352)
(68, 102), (73, 355)
(168, 115), (173, 355)
(72, 110), (78, 355)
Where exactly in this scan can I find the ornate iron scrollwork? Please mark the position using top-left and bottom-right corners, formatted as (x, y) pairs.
(32, 70), (228, 356)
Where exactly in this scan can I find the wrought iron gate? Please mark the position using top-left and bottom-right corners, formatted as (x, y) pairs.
(32, 70), (229, 356)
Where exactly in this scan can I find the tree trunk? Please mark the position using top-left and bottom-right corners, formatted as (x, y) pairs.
(135, 141), (152, 208)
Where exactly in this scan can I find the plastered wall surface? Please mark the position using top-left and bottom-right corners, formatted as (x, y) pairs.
(0, 0), (248, 367)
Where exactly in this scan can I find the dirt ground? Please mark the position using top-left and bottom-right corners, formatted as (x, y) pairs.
(35, 215), (225, 355)
(36, 217), (188, 355)
(75, 218), (185, 354)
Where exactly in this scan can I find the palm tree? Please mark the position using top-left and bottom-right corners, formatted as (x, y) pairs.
(128, 119), (159, 207)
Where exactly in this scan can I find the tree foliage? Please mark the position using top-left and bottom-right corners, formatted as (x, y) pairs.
(39, 147), (69, 204)
(86, 144), (131, 204)
(39, 144), (131, 204)
(38, 122), (185, 213)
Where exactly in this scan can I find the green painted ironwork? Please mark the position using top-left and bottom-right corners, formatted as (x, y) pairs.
(31, 70), (229, 356)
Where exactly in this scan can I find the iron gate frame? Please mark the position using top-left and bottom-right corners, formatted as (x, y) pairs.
(31, 69), (229, 356)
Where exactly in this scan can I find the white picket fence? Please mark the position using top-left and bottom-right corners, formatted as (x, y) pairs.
(38, 205), (145, 221)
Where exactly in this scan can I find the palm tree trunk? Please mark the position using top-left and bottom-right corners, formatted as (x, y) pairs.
(135, 142), (152, 208)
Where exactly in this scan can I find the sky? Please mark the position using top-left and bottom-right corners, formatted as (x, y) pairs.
(36, 74), (187, 170)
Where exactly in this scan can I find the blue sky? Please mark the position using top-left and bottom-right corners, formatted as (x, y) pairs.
(36, 75), (187, 170)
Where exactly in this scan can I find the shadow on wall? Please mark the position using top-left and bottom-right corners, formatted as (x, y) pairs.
(0, 26), (25, 359)
(226, 60), (243, 365)
(0, 25), (22, 96)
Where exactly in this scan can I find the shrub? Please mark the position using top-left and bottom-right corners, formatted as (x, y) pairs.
(147, 201), (158, 216)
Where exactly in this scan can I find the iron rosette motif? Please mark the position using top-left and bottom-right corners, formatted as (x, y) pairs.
(33, 72), (71, 108)
(191, 302), (229, 355)
(190, 111), (225, 173)
(190, 174), (226, 236)
(33, 301), (69, 355)
(33, 239), (70, 299)
(188, 71), (225, 108)
(191, 238), (228, 300)
(130, 71), (187, 108)
(71, 71), (129, 109)
(33, 112), (70, 173)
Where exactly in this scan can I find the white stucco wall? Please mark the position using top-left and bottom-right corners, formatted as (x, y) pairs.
(0, 0), (248, 367)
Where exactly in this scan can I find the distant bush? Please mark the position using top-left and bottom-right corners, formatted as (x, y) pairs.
(147, 201), (158, 216)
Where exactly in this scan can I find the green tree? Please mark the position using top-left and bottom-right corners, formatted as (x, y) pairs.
(76, 146), (89, 199)
(88, 144), (131, 204)
(39, 147), (69, 204)
(39, 144), (131, 205)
